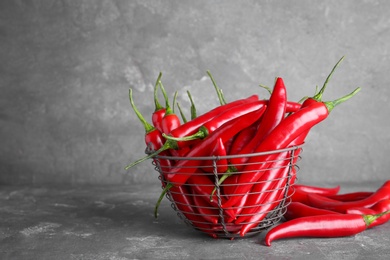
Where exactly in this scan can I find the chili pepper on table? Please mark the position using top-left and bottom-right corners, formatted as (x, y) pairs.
(264, 210), (390, 246)
(151, 73), (166, 132)
(222, 87), (361, 209)
(283, 201), (340, 221)
(325, 191), (374, 202)
(165, 107), (267, 186)
(307, 180), (390, 213)
(229, 77), (287, 170)
(344, 199), (390, 229)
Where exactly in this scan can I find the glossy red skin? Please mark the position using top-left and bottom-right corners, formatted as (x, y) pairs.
(152, 108), (166, 132)
(264, 214), (369, 246)
(228, 123), (258, 155)
(283, 202), (340, 221)
(222, 101), (330, 209)
(168, 95), (259, 141)
(230, 78), (287, 169)
(307, 180), (390, 213)
(326, 191), (374, 202)
(234, 151), (291, 224)
(346, 199), (390, 228)
(293, 184), (340, 196)
(165, 108), (266, 186)
(201, 138), (228, 173)
(161, 113), (181, 134)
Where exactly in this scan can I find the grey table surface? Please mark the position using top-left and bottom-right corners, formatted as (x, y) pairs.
(1, 181), (389, 260)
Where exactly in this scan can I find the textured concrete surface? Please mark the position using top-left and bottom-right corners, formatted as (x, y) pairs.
(1, 1), (390, 186)
(1, 182), (390, 260)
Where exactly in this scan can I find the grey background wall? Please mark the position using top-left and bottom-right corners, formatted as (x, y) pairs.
(1, 0), (389, 186)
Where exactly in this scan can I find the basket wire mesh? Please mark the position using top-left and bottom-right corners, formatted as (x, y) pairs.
(149, 144), (303, 239)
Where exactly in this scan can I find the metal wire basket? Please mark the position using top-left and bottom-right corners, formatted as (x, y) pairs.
(149, 144), (303, 239)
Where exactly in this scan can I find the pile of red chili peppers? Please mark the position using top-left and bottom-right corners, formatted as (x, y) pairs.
(124, 57), (389, 244)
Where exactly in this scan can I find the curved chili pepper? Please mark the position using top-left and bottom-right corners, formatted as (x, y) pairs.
(264, 211), (390, 246)
(326, 191), (374, 202)
(152, 73), (166, 132)
(165, 108), (267, 186)
(229, 77), (287, 170)
(128, 88), (172, 168)
(293, 184), (340, 196)
(307, 180), (390, 213)
(345, 199), (390, 228)
(283, 202), (340, 221)
(164, 100), (266, 142)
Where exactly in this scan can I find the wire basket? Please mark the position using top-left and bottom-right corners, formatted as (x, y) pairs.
(149, 144), (303, 239)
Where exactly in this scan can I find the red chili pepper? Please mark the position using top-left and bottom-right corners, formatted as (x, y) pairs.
(165, 108), (267, 186)
(285, 101), (301, 113)
(229, 77), (287, 170)
(307, 180), (390, 213)
(287, 187), (312, 204)
(128, 89), (172, 168)
(293, 184), (340, 196)
(345, 199), (390, 228)
(326, 191), (374, 202)
(164, 100), (266, 143)
(228, 123), (258, 155)
(151, 73), (166, 132)
(264, 211), (390, 246)
(200, 138), (228, 173)
(222, 88), (361, 209)
(283, 202), (340, 221)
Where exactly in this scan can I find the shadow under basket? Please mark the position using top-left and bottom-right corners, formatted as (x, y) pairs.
(150, 144), (303, 239)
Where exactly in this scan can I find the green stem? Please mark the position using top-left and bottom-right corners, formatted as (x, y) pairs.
(363, 209), (390, 226)
(129, 88), (154, 133)
(313, 56), (345, 101)
(187, 90), (197, 120)
(324, 87), (361, 113)
(154, 72), (164, 112)
(154, 183), (173, 218)
(172, 91), (178, 114)
(162, 125), (209, 142)
(124, 139), (177, 170)
(176, 102), (188, 123)
(259, 84), (272, 95)
(159, 81), (174, 116)
(207, 70), (226, 105)
(210, 172), (233, 202)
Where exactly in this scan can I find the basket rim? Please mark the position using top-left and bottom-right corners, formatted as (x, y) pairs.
(152, 143), (304, 161)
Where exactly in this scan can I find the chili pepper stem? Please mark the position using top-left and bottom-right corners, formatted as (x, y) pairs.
(129, 88), (154, 133)
(154, 182), (173, 218)
(363, 209), (390, 226)
(154, 72), (164, 111)
(210, 170), (234, 201)
(324, 87), (361, 113)
(124, 140), (177, 170)
(207, 70), (226, 105)
(313, 56), (345, 101)
(163, 125), (209, 142)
